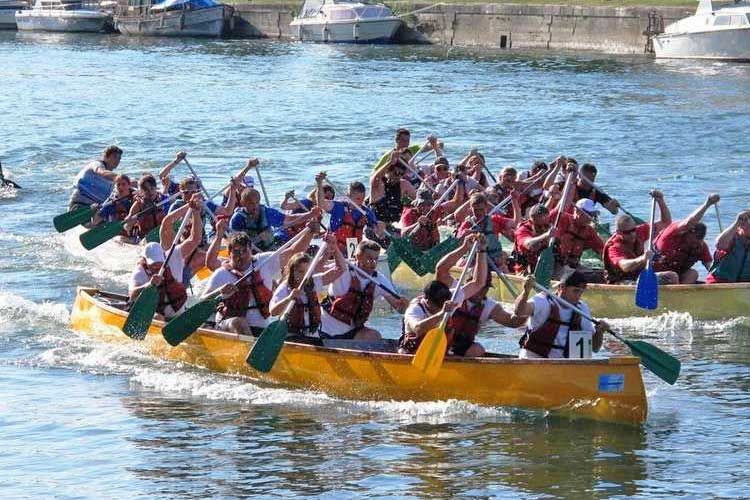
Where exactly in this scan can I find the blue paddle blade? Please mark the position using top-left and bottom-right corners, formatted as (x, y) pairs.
(635, 267), (659, 310)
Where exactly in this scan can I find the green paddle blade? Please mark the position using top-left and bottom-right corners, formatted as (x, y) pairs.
(422, 237), (461, 273)
(386, 243), (403, 274)
(79, 220), (125, 250)
(122, 285), (159, 340)
(145, 224), (161, 243)
(390, 237), (428, 276)
(535, 247), (554, 288)
(246, 319), (288, 373)
(624, 338), (681, 385)
(412, 324), (447, 378)
(53, 206), (94, 233)
(161, 296), (220, 347)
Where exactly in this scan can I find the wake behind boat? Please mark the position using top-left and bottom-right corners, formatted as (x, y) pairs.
(291, 0), (402, 43)
(653, 0), (750, 60)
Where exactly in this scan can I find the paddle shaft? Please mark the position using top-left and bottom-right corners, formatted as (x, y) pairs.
(280, 242), (328, 319)
(180, 159), (218, 223)
(548, 171), (575, 249)
(345, 197), (393, 237)
(349, 263), (402, 300)
(646, 197), (657, 268)
(290, 194), (329, 232)
(254, 164), (271, 207)
(578, 172), (642, 221)
(398, 158), (438, 195)
(404, 179), (459, 238)
(439, 240), (480, 325)
(715, 204), (723, 232)
(487, 258), (519, 298)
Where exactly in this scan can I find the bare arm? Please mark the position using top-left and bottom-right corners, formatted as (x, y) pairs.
(460, 242), (488, 301)
(159, 202), (189, 250)
(436, 237), (473, 286)
(205, 219), (228, 271)
(489, 304), (528, 328)
(315, 172), (334, 212)
(159, 151), (186, 184)
(178, 201), (204, 260)
(679, 193), (720, 230)
(513, 277), (536, 318)
(716, 211), (750, 250)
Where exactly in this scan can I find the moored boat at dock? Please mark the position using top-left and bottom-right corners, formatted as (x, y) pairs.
(71, 287), (649, 425)
(290, 0), (401, 43)
(115, 0), (233, 38)
(0, 0), (28, 29)
(15, 0), (113, 32)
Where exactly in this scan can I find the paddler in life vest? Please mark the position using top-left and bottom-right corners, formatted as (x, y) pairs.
(315, 172), (383, 253)
(456, 192), (520, 271)
(707, 209), (750, 283)
(400, 187), (462, 251)
(128, 196), (204, 319)
(603, 190), (678, 284)
(158, 151), (187, 196)
(551, 198), (605, 281)
(514, 273), (606, 359)
(423, 156), (451, 191)
(91, 174), (134, 226)
(514, 203), (552, 274)
(403, 234), (526, 357)
(320, 240), (408, 341)
(269, 233), (347, 340)
(68, 145), (123, 212)
(203, 224), (316, 336)
(372, 128), (436, 174)
(124, 174), (169, 242)
(229, 188), (319, 251)
(370, 157), (416, 226)
(652, 193), (719, 284)
(280, 185), (334, 239)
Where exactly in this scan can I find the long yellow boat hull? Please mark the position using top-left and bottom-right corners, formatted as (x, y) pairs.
(70, 287), (647, 425)
(391, 262), (750, 320)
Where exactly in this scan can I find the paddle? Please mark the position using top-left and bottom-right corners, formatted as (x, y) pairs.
(122, 208), (194, 340)
(635, 196), (659, 310)
(398, 158), (439, 196)
(348, 262), (404, 300)
(486, 258), (519, 298)
(534, 281), (680, 385)
(0, 164), (21, 189)
(246, 242), (329, 372)
(161, 227), (311, 346)
(535, 171), (574, 288)
(578, 172), (646, 224)
(79, 192), (180, 251)
(402, 179), (459, 238)
(254, 162), (271, 207)
(715, 204), (723, 232)
(412, 239), (480, 378)
(53, 193), (131, 233)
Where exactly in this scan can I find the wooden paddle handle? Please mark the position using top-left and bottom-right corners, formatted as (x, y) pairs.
(348, 263), (402, 300)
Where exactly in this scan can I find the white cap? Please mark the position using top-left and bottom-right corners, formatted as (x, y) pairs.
(575, 198), (598, 216)
(142, 242), (165, 265)
(243, 176), (255, 188)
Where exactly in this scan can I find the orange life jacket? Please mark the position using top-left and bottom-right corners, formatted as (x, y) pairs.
(217, 261), (273, 319)
(334, 205), (366, 252)
(138, 258), (187, 315)
(133, 196), (165, 240)
(519, 297), (582, 358)
(286, 280), (321, 335)
(322, 274), (375, 327)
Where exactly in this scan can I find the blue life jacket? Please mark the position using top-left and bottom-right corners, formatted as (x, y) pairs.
(71, 162), (114, 205)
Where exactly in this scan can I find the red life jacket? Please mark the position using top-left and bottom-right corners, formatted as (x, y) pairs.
(445, 299), (484, 350)
(334, 205), (366, 252)
(653, 236), (705, 274)
(513, 219), (542, 273)
(114, 196), (132, 221)
(138, 258), (187, 315)
(556, 225), (592, 267)
(322, 274), (375, 327)
(602, 232), (644, 283)
(286, 280), (321, 335)
(519, 296), (582, 358)
(134, 197), (165, 239)
(407, 208), (441, 251)
(217, 261), (273, 319)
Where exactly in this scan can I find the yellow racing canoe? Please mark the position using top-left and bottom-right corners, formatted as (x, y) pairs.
(70, 287), (648, 425)
(390, 262), (750, 320)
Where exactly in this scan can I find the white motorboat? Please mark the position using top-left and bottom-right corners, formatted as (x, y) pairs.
(653, 0), (750, 60)
(290, 0), (402, 43)
(15, 0), (113, 32)
(0, 0), (27, 28)
(115, 0), (233, 38)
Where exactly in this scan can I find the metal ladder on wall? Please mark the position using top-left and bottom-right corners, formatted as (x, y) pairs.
(643, 10), (664, 53)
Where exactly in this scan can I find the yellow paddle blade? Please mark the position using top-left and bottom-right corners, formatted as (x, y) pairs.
(195, 266), (212, 280)
(411, 325), (447, 378)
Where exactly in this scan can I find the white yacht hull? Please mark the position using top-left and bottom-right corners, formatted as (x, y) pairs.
(291, 17), (400, 43)
(0, 10), (18, 28)
(115, 5), (231, 37)
(15, 8), (111, 32)
(654, 27), (750, 60)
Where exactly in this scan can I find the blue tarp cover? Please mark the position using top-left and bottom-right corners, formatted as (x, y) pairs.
(151, 0), (219, 12)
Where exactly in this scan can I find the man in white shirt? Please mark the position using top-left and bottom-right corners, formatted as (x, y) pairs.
(513, 271), (607, 359)
(320, 240), (408, 341)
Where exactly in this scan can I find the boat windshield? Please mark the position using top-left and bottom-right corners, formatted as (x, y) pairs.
(299, 0), (323, 17)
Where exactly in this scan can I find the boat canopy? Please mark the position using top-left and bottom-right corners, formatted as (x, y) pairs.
(299, 0), (323, 18)
(298, 0), (393, 19)
(150, 0), (218, 13)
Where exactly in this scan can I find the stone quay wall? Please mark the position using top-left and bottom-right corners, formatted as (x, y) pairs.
(230, 2), (694, 55)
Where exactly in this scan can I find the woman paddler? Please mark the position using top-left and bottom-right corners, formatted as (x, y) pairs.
(128, 195), (204, 319)
(369, 155), (416, 228)
(124, 174), (169, 242)
(399, 187), (462, 251)
(91, 174), (134, 227)
(202, 222), (316, 337)
(269, 234), (346, 340)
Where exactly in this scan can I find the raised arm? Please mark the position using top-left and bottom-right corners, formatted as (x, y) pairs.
(679, 193), (720, 230)
(436, 236), (474, 286)
(159, 151), (186, 185)
(205, 217), (228, 271)
(651, 190), (671, 233)
(513, 276), (536, 318)
(160, 200), (191, 250)
(178, 196), (205, 260)
(315, 172), (334, 213)
(460, 237), (488, 301)
(317, 234), (346, 285)
(716, 210), (750, 251)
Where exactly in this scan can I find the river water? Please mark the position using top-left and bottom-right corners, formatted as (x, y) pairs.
(1, 31), (749, 498)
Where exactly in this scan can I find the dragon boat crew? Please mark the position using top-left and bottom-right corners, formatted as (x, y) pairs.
(68, 145), (123, 212)
(400, 187), (462, 251)
(514, 272), (607, 359)
(124, 174), (169, 242)
(127, 196), (204, 319)
(707, 209), (750, 283)
(280, 184), (334, 240)
(456, 192), (520, 271)
(549, 198), (605, 281)
(269, 234), (347, 340)
(203, 225), (315, 337)
(652, 194), (719, 284)
(320, 240), (408, 341)
(369, 156), (416, 230)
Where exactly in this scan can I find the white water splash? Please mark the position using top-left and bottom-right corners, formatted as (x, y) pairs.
(61, 226), (139, 272)
(0, 291), (70, 328)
